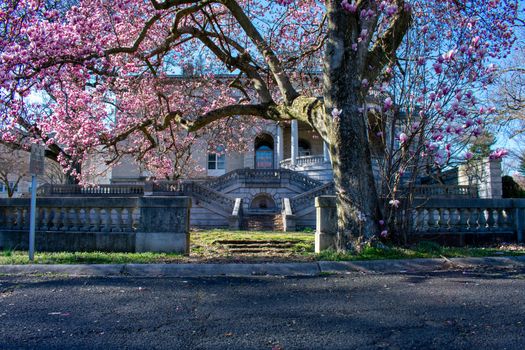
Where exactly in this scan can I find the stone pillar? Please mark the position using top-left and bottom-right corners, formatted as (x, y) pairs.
(276, 124), (284, 168)
(481, 158), (503, 199)
(459, 158), (502, 199)
(291, 120), (299, 166)
(323, 141), (330, 163)
(315, 196), (337, 253)
(136, 196), (191, 254)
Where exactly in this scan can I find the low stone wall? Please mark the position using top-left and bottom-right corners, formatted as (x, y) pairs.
(314, 196), (525, 251)
(0, 196), (191, 254)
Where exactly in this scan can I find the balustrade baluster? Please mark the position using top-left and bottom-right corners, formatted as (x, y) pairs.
(92, 208), (102, 232)
(459, 208), (469, 232)
(51, 208), (62, 230)
(102, 208), (112, 232)
(61, 208), (70, 231)
(23, 207), (30, 230)
(112, 208), (123, 232)
(496, 209), (507, 232)
(486, 209), (496, 231)
(427, 208), (437, 232)
(4, 207), (13, 229)
(81, 208), (91, 231)
(14, 208), (23, 230)
(70, 208), (80, 231)
(449, 208), (460, 232)
(477, 209), (488, 232)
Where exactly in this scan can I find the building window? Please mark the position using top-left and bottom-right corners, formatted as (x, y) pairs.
(254, 133), (274, 169)
(208, 147), (225, 170)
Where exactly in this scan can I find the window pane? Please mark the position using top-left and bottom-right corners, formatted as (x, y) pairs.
(208, 153), (216, 162)
(208, 161), (216, 170)
(217, 159), (225, 170)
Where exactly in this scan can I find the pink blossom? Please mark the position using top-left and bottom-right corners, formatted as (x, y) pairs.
(384, 97), (393, 111)
(389, 199), (400, 208)
(489, 148), (508, 160)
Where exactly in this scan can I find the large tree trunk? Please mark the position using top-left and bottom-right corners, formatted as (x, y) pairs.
(323, 0), (380, 250)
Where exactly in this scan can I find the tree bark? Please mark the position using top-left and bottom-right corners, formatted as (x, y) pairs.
(323, 0), (380, 250)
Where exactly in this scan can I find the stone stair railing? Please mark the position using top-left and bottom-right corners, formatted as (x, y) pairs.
(204, 168), (323, 192)
(290, 182), (335, 213)
(149, 181), (235, 214)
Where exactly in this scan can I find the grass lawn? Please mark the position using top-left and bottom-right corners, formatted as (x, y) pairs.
(0, 229), (524, 264)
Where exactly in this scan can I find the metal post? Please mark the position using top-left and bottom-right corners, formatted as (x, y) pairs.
(29, 175), (37, 261)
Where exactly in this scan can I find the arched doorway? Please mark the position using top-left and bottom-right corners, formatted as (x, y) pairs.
(250, 193), (276, 210)
(254, 133), (274, 169)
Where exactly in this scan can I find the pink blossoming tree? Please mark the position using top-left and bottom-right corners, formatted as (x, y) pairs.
(0, 0), (518, 250)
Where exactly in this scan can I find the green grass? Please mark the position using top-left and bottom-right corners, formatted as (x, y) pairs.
(317, 241), (525, 261)
(0, 231), (523, 264)
(0, 250), (184, 265)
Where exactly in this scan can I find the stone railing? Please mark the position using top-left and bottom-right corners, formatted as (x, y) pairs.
(149, 181), (235, 213)
(407, 199), (524, 237)
(0, 197), (139, 233)
(290, 182), (335, 213)
(313, 196), (525, 252)
(0, 196), (192, 253)
(408, 185), (478, 199)
(204, 168), (323, 192)
(280, 154), (327, 169)
(38, 183), (144, 197)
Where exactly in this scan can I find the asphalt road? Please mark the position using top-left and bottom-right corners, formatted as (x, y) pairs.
(1, 267), (525, 349)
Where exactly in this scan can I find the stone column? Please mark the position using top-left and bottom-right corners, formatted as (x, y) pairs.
(291, 120), (299, 166)
(276, 124), (284, 168)
(323, 141), (330, 163)
(315, 196), (337, 253)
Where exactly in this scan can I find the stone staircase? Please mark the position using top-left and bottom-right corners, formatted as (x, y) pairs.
(215, 239), (302, 254)
(242, 213), (283, 231)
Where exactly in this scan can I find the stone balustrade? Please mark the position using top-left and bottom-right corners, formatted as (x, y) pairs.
(205, 168), (323, 192)
(39, 183), (144, 197)
(314, 196), (525, 252)
(0, 198), (139, 233)
(0, 196), (191, 253)
(408, 185), (478, 199)
(290, 182), (335, 213)
(408, 199), (524, 238)
(280, 155), (327, 168)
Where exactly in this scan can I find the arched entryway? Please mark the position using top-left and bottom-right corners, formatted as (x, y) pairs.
(254, 133), (274, 169)
(250, 193), (276, 210)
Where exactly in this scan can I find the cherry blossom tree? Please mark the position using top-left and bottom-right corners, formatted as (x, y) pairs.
(0, 0), (518, 250)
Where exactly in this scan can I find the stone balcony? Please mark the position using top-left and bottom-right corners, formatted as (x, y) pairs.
(279, 155), (333, 182)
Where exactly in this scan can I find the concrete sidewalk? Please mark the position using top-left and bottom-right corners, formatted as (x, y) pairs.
(1, 255), (525, 277)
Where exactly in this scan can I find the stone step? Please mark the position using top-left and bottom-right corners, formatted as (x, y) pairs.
(224, 244), (294, 249)
(225, 247), (293, 254)
(215, 239), (301, 245)
(242, 214), (283, 231)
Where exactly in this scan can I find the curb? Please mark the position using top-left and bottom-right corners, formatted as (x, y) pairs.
(0, 256), (524, 278)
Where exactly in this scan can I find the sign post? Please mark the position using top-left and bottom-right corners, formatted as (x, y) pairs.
(29, 144), (45, 262)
